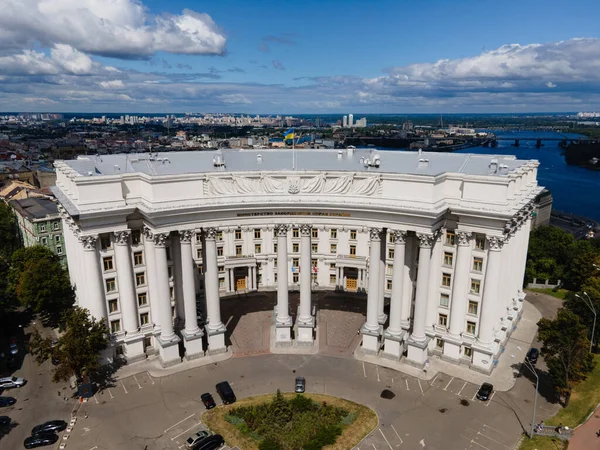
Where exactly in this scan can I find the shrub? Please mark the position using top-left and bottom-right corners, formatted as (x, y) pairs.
(340, 412), (357, 425)
(259, 437), (282, 450)
(303, 425), (342, 450)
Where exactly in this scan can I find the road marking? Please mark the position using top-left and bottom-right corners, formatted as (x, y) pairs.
(443, 377), (454, 391)
(164, 413), (195, 433)
(376, 366), (380, 382)
(379, 429), (393, 450)
(417, 379), (423, 395)
(133, 375), (142, 389)
(391, 378), (394, 384)
(362, 363), (367, 378)
(477, 432), (510, 448)
(486, 392), (495, 406)
(472, 390), (478, 401)
(121, 380), (128, 394)
(171, 422), (203, 440)
(391, 424), (403, 444)
(225, 315), (234, 327)
(89, 447), (98, 450)
(405, 379), (409, 391)
(146, 371), (155, 385)
(471, 440), (490, 449)
(372, 444), (377, 450)
(457, 382), (467, 396)
(108, 389), (114, 399)
(430, 373), (440, 386)
(483, 424), (506, 435)
(94, 394), (99, 404)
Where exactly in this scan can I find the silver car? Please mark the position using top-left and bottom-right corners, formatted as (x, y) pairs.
(295, 376), (305, 393)
(0, 377), (26, 389)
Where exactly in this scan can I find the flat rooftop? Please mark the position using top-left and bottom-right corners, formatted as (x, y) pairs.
(59, 148), (532, 178)
(10, 197), (59, 220)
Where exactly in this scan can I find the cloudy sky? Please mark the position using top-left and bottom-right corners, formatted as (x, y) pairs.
(1, 0), (599, 113)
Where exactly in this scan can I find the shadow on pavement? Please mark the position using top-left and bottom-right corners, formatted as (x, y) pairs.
(512, 362), (561, 405)
(0, 420), (19, 442)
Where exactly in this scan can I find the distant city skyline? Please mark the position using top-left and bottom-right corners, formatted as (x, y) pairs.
(0, 0), (599, 113)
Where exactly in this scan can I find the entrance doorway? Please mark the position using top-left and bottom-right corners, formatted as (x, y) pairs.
(234, 267), (248, 291)
(344, 267), (359, 292)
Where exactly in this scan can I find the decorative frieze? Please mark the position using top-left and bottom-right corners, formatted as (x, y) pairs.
(113, 230), (131, 246)
(179, 230), (194, 243)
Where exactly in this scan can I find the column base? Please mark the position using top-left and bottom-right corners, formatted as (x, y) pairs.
(361, 323), (383, 354)
(377, 313), (388, 325)
(442, 339), (462, 363)
(182, 330), (205, 361)
(274, 319), (293, 346)
(471, 341), (497, 374)
(124, 333), (146, 364)
(296, 316), (315, 345)
(157, 335), (181, 368)
(205, 324), (227, 355)
(400, 320), (411, 330)
(406, 336), (431, 368)
(381, 330), (406, 360)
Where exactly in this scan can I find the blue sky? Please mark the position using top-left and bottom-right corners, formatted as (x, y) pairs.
(1, 0), (599, 113)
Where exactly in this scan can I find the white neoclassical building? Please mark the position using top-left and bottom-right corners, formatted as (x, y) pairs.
(52, 148), (540, 373)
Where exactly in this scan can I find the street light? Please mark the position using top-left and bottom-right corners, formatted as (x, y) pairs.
(523, 357), (539, 439)
(575, 292), (596, 353)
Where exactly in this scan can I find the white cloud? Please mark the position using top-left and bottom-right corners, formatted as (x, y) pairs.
(545, 82), (557, 88)
(99, 80), (125, 89)
(219, 93), (251, 104)
(0, 0), (226, 58)
(0, 44), (94, 75)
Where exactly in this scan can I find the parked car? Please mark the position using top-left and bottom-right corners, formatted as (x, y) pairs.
(195, 434), (224, 450)
(24, 432), (59, 448)
(9, 337), (18, 355)
(200, 393), (216, 410)
(476, 383), (494, 401)
(0, 415), (11, 426)
(0, 397), (16, 407)
(526, 348), (539, 364)
(295, 376), (306, 393)
(32, 420), (67, 435)
(0, 377), (26, 389)
(215, 381), (236, 405)
(185, 430), (212, 449)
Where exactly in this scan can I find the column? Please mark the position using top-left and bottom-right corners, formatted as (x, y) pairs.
(229, 268), (235, 292)
(79, 235), (108, 324)
(473, 236), (504, 373)
(204, 227), (227, 354)
(273, 224), (292, 344)
(400, 235), (413, 328)
(382, 230), (406, 359)
(153, 232), (181, 367)
(297, 224), (315, 344)
(361, 228), (383, 353)
(425, 230), (443, 333)
(406, 233), (433, 366)
(143, 227), (161, 336)
(378, 232), (388, 324)
(517, 213), (532, 298)
(179, 230), (204, 360)
(171, 233), (185, 322)
(114, 230), (145, 362)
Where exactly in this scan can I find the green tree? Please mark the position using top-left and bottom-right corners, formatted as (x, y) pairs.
(29, 307), (109, 383)
(526, 226), (576, 283)
(537, 309), (596, 406)
(0, 201), (22, 262)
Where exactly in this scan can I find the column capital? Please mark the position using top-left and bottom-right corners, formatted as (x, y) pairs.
(299, 224), (312, 236)
(275, 223), (290, 237)
(79, 235), (98, 251)
(204, 227), (219, 240)
(486, 235), (505, 251)
(113, 230), (131, 246)
(143, 226), (154, 240)
(369, 227), (383, 241)
(456, 231), (473, 246)
(153, 232), (169, 247)
(416, 232), (434, 248)
(179, 230), (194, 244)
(390, 230), (407, 244)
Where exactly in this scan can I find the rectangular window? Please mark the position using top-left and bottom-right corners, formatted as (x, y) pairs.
(53, 222), (59, 230)
(103, 257), (113, 271)
(464, 347), (473, 357)
(217, 231), (223, 241)
(40, 224), (46, 232)
(101, 236), (112, 249)
(466, 321), (476, 334)
(274, 272), (278, 283)
(195, 233), (202, 244)
(56, 246), (63, 255)
(386, 279), (392, 290)
(311, 259), (318, 268)
(106, 278), (116, 292)
(386, 265), (393, 275)
(471, 279), (481, 294)
(292, 258), (299, 268)
(473, 257), (483, 272)
(41, 237), (47, 245)
(330, 274), (336, 285)
(235, 229), (242, 240)
(438, 314), (448, 327)
(350, 245), (357, 256)
(137, 293), (147, 306)
(134, 252), (143, 266)
(255, 243), (262, 254)
(388, 248), (394, 259)
(292, 243), (299, 253)
(197, 264), (203, 275)
(217, 246), (224, 257)
(312, 229), (318, 239)
(108, 299), (118, 313)
(170, 286), (174, 300)
(436, 338), (444, 349)
(293, 273), (299, 283)
(235, 245), (242, 256)
(330, 243), (337, 254)
(110, 320), (121, 333)
(55, 235), (61, 243)
(468, 301), (478, 315)
(350, 229), (357, 240)
(168, 266), (173, 279)
(330, 229), (337, 239)
(440, 294), (449, 307)
(166, 247), (171, 261)
(330, 263), (335, 270)
(292, 228), (299, 238)
(131, 229), (141, 245)
(273, 243), (278, 253)
(218, 265), (225, 273)
(475, 236), (485, 250)
(442, 273), (452, 287)
(274, 259), (278, 268)
(311, 243), (318, 253)
(445, 231), (455, 246)
(443, 252), (453, 266)
(136, 272), (146, 286)
(140, 313), (149, 326)
(254, 229), (261, 239)
(197, 248), (202, 259)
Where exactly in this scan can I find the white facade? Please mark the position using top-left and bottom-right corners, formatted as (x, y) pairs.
(52, 148), (540, 372)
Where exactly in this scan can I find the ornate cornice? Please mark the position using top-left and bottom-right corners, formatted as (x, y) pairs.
(486, 235), (505, 251)
(153, 233), (169, 247)
(113, 230), (130, 246)
(179, 230), (193, 243)
(204, 227), (219, 240)
(300, 224), (312, 236)
(143, 226), (154, 241)
(416, 233), (434, 248)
(275, 224), (290, 237)
(79, 235), (98, 251)
(456, 231), (473, 246)
(390, 230), (407, 244)
(369, 227), (382, 241)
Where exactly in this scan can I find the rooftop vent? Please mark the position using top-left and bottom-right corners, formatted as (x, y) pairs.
(499, 164), (509, 174)
(418, 158), (429, 168)
(363, 153), (381, 168)
(337, 150), (343, 159)
(213, 154), (225, 167)
(114, 165), (121, 171)
(257, 154), (262, 164)
(347, 146), (355, 156)
(489, 158), (499, 173)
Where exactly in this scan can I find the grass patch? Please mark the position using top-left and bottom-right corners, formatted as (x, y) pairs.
(519, 435), (568, 450)
(546, 354), (600, 428)
(203, 392), (378, 450)
(526, 288), (569, 300)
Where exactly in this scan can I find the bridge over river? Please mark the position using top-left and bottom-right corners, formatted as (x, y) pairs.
(487, 134), (585, 148)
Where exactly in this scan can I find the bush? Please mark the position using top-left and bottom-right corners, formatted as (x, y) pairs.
(303, 425), (342, 450)
(259, 437), (282, 450)
(340, 412), (357, 425)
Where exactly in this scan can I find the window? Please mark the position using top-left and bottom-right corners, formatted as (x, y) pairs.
(464, 347), (473, 357)
(108, 299), (118, 313)
(131, 229), (141, 245)
(438, 314), (448, 327)
(41, 237), (47, 245)
(168, 266), (173, 279)
(436, 338), (444, 349)
(292, 228), (299, 238)
(274, 273), (278, 283)
(350, 229), (357, 240)
(389, 233), (394, 243)
(468, 301), (478, 315)
(235, 245), (242, 256)
(140, 313), (149, 326)
(101, 235), (112, 250)
(293, 273), (299, 283)
(53, 222), (59, 230)
(110, 320), (121, 333)
(443, 252), (453, 266)
(466, 321), (477, 334)
(217, 231), (223, 241)
(235, 229), (242, 240)
(312, 259), (318, 269)
(106, 278), (116, 292)
(134, 252), (143, 266)
(312, 229), (318, 239)
(471, 279), (481, 294)
(254, 229), (261, 239)
(330, 263), (335, 270)
(217, 246), (224, 257)
(273, 243), (278, 253)
(330, 274), (336, 285)
(170, 286), (174, 299)
(386, 279), (392, 290)
(445, 231), (455, 246)
(40, 224), (46, 232)
(197, 248), (202, 259)
(255, 244), (261, 254)
(137, 293), (147, 306)
(350, 245), (357, 256)
(136, 272), (146, 286)
(440, 294), (449, 307)
(386, 265), (393, 275)
(103, 257), (114, 271)
(274, 259), (278, 268)
(475, 236), (485, 250)
(312, 243), (318, 253)
(292, 258), (299, 268)
(195, 233), (202, 244)
(330, 229), (337, 239)
(388, 248), (394, 259)
(166, 247), (171, 261)
(56, 246), (63, 255)
(473, 257), (483, 272)
(197, 264), (204, 275)
(55, 235), (61, 243)
(218, 265), (225, 273)
(292, 243), (299, 253)
(330, 244), (337, 254)
(442, 273), (452, 287)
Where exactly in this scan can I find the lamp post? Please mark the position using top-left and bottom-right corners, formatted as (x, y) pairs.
(575, 292), (596, 353)
(523, 357), (539, 438)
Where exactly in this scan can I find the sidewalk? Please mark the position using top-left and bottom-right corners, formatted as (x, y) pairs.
(568, 405), (600, 449)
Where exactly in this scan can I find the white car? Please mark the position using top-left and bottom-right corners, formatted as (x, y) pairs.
(0, 376), (26, 389)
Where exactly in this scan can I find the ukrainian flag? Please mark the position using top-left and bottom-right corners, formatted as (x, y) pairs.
(283, 127), (295, 140)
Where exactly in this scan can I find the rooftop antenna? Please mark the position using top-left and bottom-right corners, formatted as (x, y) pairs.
(440, 114), (444, 129)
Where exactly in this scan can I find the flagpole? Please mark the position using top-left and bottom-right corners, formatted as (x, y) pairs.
(292, 129), (296, 171)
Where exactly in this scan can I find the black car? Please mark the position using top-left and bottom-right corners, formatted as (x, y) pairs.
(32, 420), (67, 435)
(215, 381), (236, 405)
(195, 434), (225, 450)
(24, 432), (59, 448)
(201, 393), (216, 409)
(0, 397), (16, 407)
(0, 416), (10, 426)
(476, 383), (494, 401)
(527, 348), (539, 364)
